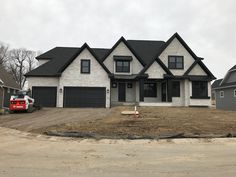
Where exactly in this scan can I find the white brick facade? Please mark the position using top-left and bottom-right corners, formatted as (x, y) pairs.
(27, 34), (214, 108)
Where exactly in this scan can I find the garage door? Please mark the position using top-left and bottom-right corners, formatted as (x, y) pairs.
(63, 87), (106, 108)
(32, 87), (57, 107)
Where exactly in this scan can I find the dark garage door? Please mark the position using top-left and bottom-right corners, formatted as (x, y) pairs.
(32, 87), (57, 107)
(64, 87), (106, 108)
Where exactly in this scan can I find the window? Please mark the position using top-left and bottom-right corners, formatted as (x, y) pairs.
(192, 81), (208, 98)
(116, 60), (130, 73)
(168, 56), (184, 69)
(144, 83), (157, 97)
(220, 91), (224, 98)
(234, 89), (236, 97)
(7, 88), (10, 93)
(172, 81), (180, 97)
(81, 60), (90, 73)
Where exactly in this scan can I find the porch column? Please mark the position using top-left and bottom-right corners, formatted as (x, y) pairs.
(139, 79), (144, 102)
(167, 79), (172, 102)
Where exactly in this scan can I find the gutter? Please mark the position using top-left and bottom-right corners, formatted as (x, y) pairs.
(212, 84), (236, 90)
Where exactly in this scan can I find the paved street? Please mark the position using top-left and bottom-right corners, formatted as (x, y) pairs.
(0, 127), (236, 177)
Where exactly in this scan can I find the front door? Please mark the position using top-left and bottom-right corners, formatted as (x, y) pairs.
(161, 82), (167, 102)
(118, 83), (126, 102)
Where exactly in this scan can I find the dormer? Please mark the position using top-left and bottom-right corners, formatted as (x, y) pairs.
(103, 37), (144, 75)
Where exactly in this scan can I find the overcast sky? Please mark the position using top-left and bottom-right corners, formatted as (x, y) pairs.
(0, 0), (235, 79)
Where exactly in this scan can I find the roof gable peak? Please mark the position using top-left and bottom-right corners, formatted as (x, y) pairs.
(102, 36), (145, 66)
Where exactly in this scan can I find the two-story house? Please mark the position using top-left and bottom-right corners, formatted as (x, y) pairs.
(212, 65), (236, 111)
(25, 33), (216, 108)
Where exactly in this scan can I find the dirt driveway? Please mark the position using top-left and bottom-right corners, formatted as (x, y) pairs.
(1, 127), (236, 177)
(0, 108), (111, 132)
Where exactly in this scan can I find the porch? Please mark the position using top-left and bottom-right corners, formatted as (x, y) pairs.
(110, 75), (178, 106)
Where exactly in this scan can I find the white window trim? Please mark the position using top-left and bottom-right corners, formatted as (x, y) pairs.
(220, 91), (224, 98)
(234, 89), (236, 97)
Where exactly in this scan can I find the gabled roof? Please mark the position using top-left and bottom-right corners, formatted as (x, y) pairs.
(59, 43), (110, 74)
(102, 37), (146, 66)
(212, 79), (223, 89)
(26, 33), (215, 80)
(184, 58), (216, 80)
(140, 32), (216, 80)
(0, 64), (20, 89)
(212, 78), (236, 89)
(229, 65), (236, 71)
(213, 65), (236, 89)
(26, 46), (110, 77)
(140, 57), (173, 76)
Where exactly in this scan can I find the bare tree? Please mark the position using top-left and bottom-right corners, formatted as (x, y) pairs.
(6, 48), (37, 89)
(0, 42), (9, 65)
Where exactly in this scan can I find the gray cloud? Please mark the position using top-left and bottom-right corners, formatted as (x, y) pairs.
(0, 0), (235, 79)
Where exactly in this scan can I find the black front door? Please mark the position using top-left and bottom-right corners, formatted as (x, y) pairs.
(118, 83), (126, 102)
(161, 82), (167, 102)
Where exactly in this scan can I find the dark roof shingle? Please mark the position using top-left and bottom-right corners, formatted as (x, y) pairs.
(127, 40), (165, 65)
(26, 47), (110, 77)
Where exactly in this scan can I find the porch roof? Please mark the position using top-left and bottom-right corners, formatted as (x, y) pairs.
(109, 74), (148, 80)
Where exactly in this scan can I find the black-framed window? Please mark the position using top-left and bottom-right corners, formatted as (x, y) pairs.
(172, 81), (180, 97)
(144, 83), (157, 97)
(168, 56), (184, 69)
(81, 60), (90, 73)
(192, 81), (208, 98)
(115, 60), (130, 73)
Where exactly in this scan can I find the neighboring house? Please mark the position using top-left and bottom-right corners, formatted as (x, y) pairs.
(0, 65), (21, 108)
(212, 65), (236, 111)
(25, 33), (215, 108)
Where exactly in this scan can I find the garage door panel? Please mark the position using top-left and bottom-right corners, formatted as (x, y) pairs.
(32, 87), (57, 107)
(64, 87), (106, 108)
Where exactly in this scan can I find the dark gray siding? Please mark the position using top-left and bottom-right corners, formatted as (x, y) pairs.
(0, 88), (3, 108)
(3, 87), (16, 108)
(215, 87), (236, 111)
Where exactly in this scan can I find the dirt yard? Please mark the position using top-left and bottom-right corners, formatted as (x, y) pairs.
(22, 106), (236, 139)
(0, 108), (111, 132)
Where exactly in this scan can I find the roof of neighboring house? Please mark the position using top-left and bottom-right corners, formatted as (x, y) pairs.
(229, 65), (236, 71)
(0, 64), (20, 89)
(212, 65), (236, 89)
(212, 79), (223, 89)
